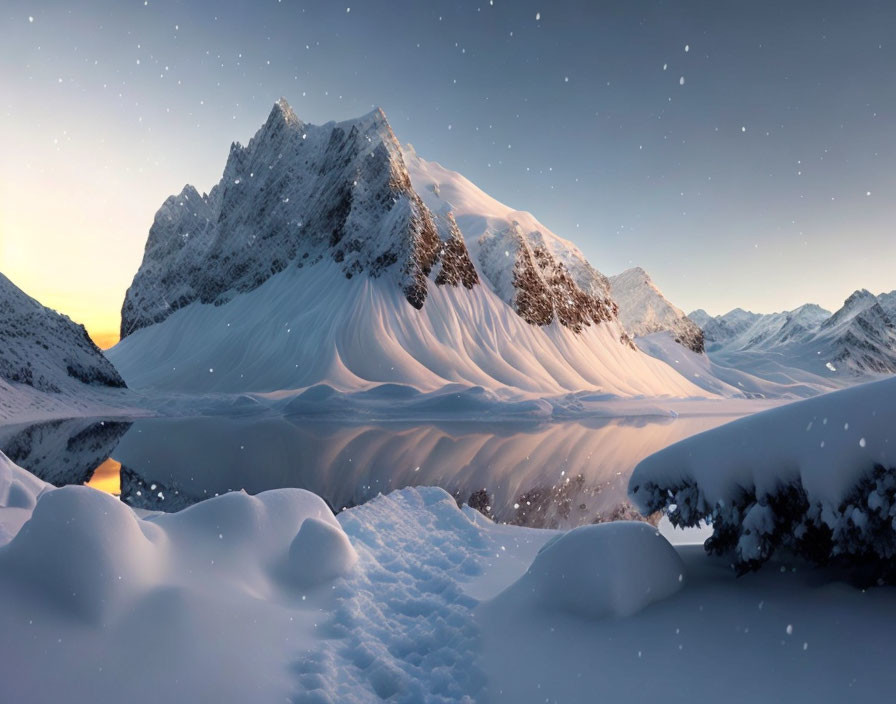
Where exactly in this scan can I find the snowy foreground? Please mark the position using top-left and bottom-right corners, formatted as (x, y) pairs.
(3, 446), (896, 703)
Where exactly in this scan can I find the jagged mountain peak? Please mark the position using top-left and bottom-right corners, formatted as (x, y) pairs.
(822, 289), (880, 330)
(687, 309), (712, 328)
(841, 288), (875, 310)
(270, 96), (302, 127)
(617, 266), (650, 281)
(121, 100), (459, 337)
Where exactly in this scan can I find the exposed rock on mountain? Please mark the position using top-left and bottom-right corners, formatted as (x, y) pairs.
(121, 101), (455, 337)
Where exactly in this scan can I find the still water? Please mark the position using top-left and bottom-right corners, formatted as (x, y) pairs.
(0, 414), (739, 529)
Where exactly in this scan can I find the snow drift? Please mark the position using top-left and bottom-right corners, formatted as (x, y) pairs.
(0, 452), (355, 626)
(110, 260), (703, 397)
(4, 452), (896, 702)
(630, 375), (896, 577)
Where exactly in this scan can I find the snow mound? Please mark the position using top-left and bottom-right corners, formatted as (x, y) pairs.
(284, 516), (358, 588)
(0, 452), (49, 544)
(630, 376), (896, 577)
(0, 468), (354, 624)
(0, 486), (160, 622)
(494, 521), (684, 618)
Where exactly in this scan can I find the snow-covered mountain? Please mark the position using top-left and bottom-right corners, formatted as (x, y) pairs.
(608, 267), (704, 353)
(0, 272), (129, 422)
(688, 289), (896, 385)
(109, 100), (703, 398)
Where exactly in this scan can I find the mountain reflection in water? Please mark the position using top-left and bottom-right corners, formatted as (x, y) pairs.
(1, 414), (738, 529)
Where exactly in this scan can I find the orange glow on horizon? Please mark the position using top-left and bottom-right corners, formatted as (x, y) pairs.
(89, 329), (120, 350)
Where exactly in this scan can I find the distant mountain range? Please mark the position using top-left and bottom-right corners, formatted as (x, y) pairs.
(604, 267), (896, 398)
(689, 288), (896, 379)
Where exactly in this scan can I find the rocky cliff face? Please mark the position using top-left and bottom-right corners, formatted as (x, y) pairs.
(401, 143), (625, 340)
(0, 272), (125, 392)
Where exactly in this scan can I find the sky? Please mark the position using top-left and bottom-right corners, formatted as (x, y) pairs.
(2, 0), (896, 346)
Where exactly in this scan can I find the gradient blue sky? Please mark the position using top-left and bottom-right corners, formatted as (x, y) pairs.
(2, 0), (895, 342)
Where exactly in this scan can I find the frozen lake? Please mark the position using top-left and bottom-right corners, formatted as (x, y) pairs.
(0, 414), (740, 528)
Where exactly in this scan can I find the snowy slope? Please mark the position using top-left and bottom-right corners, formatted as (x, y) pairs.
(110, 260), (701, 396)
(608, 267), (704, 352)
(110, 101), (706, 399)
(0, 272), (134, 424)
(696, 303), (831, 352)
(635, 332), (830, 399)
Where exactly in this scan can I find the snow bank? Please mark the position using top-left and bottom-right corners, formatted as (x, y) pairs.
(630, 376), (896, 576)
(493, 521), (684, 618)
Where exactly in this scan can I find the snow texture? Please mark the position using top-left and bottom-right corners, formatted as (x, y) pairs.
(3, 453), (896, 701)
(110, 259), (704, 398)
(0, 272), (134, 423)
(636, 331), (831, 399)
